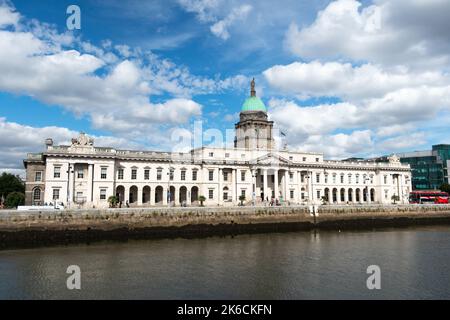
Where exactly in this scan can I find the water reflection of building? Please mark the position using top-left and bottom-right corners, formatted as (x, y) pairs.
(23, 80), (412, 208)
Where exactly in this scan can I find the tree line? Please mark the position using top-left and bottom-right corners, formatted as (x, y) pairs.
(0, 172), (25, 208)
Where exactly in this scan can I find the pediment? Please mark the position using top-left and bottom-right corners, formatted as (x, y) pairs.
(254, 153), (291, 165)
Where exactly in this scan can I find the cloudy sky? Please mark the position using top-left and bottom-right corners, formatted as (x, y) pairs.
(1, 0), (450, 176)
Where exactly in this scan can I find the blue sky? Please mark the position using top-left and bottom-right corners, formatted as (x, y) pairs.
(1, 0), (450, 174)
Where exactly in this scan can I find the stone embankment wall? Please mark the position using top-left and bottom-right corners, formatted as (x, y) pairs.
(1, 205), (450, 248)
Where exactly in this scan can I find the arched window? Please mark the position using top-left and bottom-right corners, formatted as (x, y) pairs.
(33, 188), (41, 201)
(223, 186), (229, 200)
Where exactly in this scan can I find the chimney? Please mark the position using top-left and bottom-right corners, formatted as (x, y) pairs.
(45, 138), (53, 150)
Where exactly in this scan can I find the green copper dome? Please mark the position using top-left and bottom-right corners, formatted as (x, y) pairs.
(242, 96), (267, 112)
(241, 78), (267, 112)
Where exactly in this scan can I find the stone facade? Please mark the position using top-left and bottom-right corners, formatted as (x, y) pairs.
(23, 154), (46, 206)
(23, 82), (412, 208)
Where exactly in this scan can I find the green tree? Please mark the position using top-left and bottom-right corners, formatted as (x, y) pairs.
(439, 183), (450, 194)
(239, 195), (246, 206)
(5, 192), (25, 208)
(108, 195), (119, 208)
(0, 172), (25, 202)
(198, 195), (206, 207)
(391, 195), (400, 204)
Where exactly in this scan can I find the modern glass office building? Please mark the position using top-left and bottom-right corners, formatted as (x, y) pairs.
(396, 145), (450, 190)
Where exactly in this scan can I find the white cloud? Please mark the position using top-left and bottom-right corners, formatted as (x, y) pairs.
(0, 2), (19, 28)
(263, 60), (449, 101)
(210, 4), (252, 40)
(0, 117), (139, 173)
(0, 2), (249, 143)
(178, 0), (253, 40)
(261, 0), (450, 158)
(267, 83), (450, 158)
(177, 0), (220, 22)
(296, 130), (373, 159)
(285, 0), (450, 69)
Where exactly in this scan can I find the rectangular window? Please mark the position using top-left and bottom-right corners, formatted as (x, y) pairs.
(52, 188), (60, 200)
(316, 158), (320, 162)
(131, 169), (137, 180)
(144, 169), (150, 180)
(384, 175), (387, 184)
(35, 171), (42, 182)
(289, 173), (294, 183)
(340, 175), (344, 184)
(118, 168), (124, 180)
(209, 170), (214, 181)
(157, 169), (162, 181)
(241, 170), (246, 182)
(100, 189), (106, 200)
(301, 192), (305, 200)
(209, 189), (214, 199)
(301, 174), (304, 183)
(289, 156), (293, 161)
(333, 174), (336, 184)
(77, 169), (84, 179)
(356, 175), (360, 184)
(316, 173), (320, 183)
(223, 192), (228, 200)
(348, 175), (352, 184)
(209, 152), (214, 157)
(290, 190), (294, 199)
(302, 157), (307, 161)
(181, 170), (186, 181)
(324, 175), (328, 184)
(241, 189), (246, 197)
(317, 190), (321, 199)
(54, 166), (61, 178)
(169, 170), (174, 181)
(100, 167), (107, 179)
(192, 170), (197, 181)
(223, 172), (228, 181)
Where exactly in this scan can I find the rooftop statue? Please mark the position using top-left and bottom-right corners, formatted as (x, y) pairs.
(71, 132), (94, 146)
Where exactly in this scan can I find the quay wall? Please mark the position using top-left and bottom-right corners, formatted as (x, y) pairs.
(1, 204), (450, 248)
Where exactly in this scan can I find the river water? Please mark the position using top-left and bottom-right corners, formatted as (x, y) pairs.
(1, 225), (450, 299)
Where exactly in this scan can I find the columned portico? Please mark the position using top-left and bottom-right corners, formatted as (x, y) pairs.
(263, 169), (268, 202)
(274, 170), (279, 200)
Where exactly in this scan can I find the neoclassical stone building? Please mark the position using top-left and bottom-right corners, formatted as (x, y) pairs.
(24, 80), (412, 208)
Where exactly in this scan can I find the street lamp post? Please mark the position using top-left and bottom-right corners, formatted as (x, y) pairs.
(252, 169), (256, 206)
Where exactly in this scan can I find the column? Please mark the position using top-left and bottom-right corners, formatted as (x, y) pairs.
(87, 164), (93, 204)
(218, 168), (222, 205)
(274, 170), (279, 200)
(71, 163), (76, 204)
(232, 168), (237, 204)
(124, 186), (130, 204)
(162, 186), (168, 205)
(252, 169), (257, 204)
(399, 174), (404, 203)
(173, 186), (177, 205)
(297, 171), (302, 203)
(307, 171), (313, 204)
(150, 186), (156, 206)
(263, 169), (268, 202)
(284, 170), (289, 201)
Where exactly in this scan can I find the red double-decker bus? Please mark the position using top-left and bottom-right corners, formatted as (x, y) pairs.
(409, 191), (449, 204)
